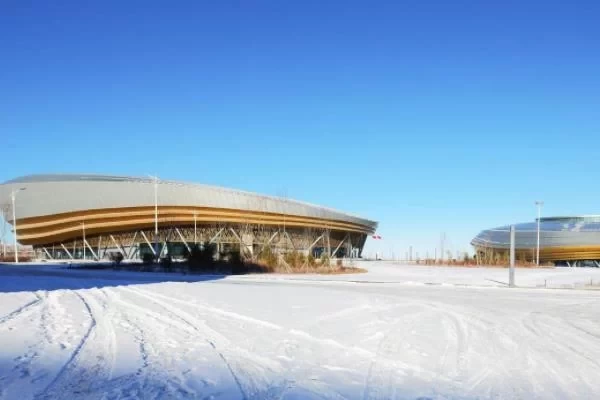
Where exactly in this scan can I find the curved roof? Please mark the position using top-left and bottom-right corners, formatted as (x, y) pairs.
(0, 174), (377, 231)
(471, 216), (600, 250)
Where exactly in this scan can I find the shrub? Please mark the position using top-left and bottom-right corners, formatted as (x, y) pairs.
(110, 252), (124, 268)
(297, 253), (306, 266)
(284, 251), (302, 269)
(186, 242), (216, 272)
(320, 253), (330, 267)
(228, 250), (245, 274)
(160, 255), (173, 272)
(142, 252), (155, 266)
(259, 247), (278, 269)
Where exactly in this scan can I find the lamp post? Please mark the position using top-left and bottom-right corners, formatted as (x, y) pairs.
(11, 188), (26, 263)
(148, 175), (159, 258)
(1, 205), (7, 258)
(82, 221), (86, 261)
(535, 201), (544, 266)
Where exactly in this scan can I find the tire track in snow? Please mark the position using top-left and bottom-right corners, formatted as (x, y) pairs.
(86, 289), (119, 380)
(146, 291), (283, 331)
(34, 292), (96, 400)
(105, 287), (202, 399)
(0, 292), (48, 395)
(102, 288), (151, 373)
(100, 284), (207, 397)
(442, 311), (469, 382)
(0, 292), (43, 326)
(361, 300), (494, 400)
(519, 313), (575, 396)
(92, 288), (162, 399)
(133, 287), (316, 400)
(362, 306), (436, 400)
(429, 302), (507, 394)
(120, 286), (250, 400)
(563, 317), (600, 340)
(529, 312), (600, 369)
(102, 288), (197, 334)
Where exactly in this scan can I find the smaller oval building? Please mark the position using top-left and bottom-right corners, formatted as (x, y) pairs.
(472, 216), (600, 267)
(0, 174), (377, 261)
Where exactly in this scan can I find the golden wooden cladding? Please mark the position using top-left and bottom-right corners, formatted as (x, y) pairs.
(481, 245), (600, 262)
(16, 206), (374, 245)
(539, 248), (600, 261)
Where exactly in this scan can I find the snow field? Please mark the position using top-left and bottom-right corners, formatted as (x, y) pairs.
(0, 264), (599, 399)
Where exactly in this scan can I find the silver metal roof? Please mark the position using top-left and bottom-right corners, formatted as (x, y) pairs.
(0, 174), (377, 230)
(472, 216), (600, 249)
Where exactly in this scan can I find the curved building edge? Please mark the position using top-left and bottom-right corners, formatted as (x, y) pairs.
(472, 216), (600, 265)
(0, 174), (377, 260)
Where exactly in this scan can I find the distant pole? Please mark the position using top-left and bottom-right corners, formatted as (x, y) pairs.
(194, 213), (197, 244)
(440, 232), (446, 263)
(154, 177), (158, 256)
(509, 225), (516, 287)
(148, 175), (159, 258)
(82, 221), (86, 260)
(1, 206), (7, 257)
(535, 201), (544, 266)
(11, 188), (26, 263)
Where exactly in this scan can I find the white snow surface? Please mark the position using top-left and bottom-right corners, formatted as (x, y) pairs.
(1, 262), (600, 399)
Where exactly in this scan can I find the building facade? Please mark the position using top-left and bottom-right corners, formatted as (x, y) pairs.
(472, 216), (600, 267)
(0, 174), (377, 261)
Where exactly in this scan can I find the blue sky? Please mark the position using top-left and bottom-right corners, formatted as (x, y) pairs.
(1, 1), (599, 257)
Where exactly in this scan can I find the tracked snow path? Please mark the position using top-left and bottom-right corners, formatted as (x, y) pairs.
(0, 265), (600, 399)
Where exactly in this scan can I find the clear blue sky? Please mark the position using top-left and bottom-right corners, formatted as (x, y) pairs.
(1, 1), (599, 257)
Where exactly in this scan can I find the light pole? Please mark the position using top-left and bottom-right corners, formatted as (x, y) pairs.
(11, 188), (26, 263)
(148, 175), (159, 258)
(82, 221), (86, 261)
(535, 201), (544, 266)
(1, 205), (7, 258)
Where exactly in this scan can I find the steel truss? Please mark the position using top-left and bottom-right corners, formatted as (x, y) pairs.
(35, 223), (367, 261)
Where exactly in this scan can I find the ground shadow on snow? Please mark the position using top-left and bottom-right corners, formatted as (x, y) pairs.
(0, 263), (225, 293)
(0, 355), (476, 400)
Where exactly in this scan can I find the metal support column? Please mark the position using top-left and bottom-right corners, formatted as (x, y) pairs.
(307, 234), (324, 255)
(84, 239), (98, 260)
(42, 247), (53, 260)
(61, 243), (74, 260)
(509, 225), (515, 288)
(331, 234), (349, 258)
(175, 227), (191, 253)
(110, 234), (128, 257)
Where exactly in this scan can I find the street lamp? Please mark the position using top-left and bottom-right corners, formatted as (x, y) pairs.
(1, 205), (7, 258)
(148, 175), (159, 258)
(82, 220), (86, 261)
(11, 187), (26, 263)
(535, 201), (544, 266)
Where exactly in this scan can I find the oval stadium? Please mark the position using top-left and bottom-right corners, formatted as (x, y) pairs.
(472, 216), (600, 267)
(0, 174), (377, 261)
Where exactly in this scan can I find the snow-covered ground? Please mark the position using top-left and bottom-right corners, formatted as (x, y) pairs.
(1, 263), (600, 399)
(243, 260), (600, 289)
